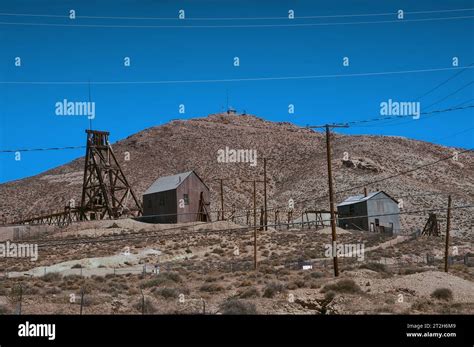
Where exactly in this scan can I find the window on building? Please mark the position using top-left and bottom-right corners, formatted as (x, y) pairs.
(349, 205), (355, 215)
(147, 199), (152, 208)
(159, 197), (165, 206)
(183, 194), (189, 205)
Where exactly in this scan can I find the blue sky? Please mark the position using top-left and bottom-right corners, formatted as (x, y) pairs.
(0, 0), (473, 183)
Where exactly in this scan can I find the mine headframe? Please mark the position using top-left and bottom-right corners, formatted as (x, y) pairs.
(80, 130), (142, 220)
(422, 213), (441, 236)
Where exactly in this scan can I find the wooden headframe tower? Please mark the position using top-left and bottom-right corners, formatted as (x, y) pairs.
(80, 130), (142, 220)
(422, 213), (440, 236)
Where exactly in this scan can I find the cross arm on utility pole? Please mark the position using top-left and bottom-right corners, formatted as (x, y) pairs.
(306, 123), (350, 130)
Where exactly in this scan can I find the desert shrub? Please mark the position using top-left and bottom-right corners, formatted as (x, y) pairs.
(155, 287), (179, 299)
(82, 295), (99, 307)
(64, 274), (82, 281)
(309, 281), (322, 289)
(211, 248), (225, 255)
(142, 272), (182, 288)
(238, 280), (253, 287)
(44, 287), (61, 295)
(91, 275), (105, 282)
(360, 262), (390, 274)
(288, 278), (308, 289)
(0, 304), (10, 314)
(41, 272), (62, 282)
(258, 265), (273, 274)
(321, 279), (361, 294)
(309, 271), (324, 279)
(220, 299), (257, 315)
(239, 287), (260, 298)
(293, 279), (306, 288)
(133, 297), (157, 314)
(263, 282), (285, 298)
(411, 298), (431, 312)
(398, 267), (427, 275)
(199, 283), (223, 292)
(431, 288), (453, 301)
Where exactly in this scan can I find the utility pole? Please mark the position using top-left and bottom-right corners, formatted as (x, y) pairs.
(444, 195), (452, 273)
(214, 179), (227, 220)
(307, 123), (349, 277)
(243, 179), (264, 270)
(262, 158), (273, 231)
(264, 158), (267, 231)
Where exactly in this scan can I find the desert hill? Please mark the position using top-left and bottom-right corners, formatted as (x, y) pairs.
(1, 113), (473, 233)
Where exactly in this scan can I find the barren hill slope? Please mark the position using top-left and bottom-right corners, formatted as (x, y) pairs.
(1, 113), (473, 232)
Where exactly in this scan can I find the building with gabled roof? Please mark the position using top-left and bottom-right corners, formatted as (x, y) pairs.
(337, 191), (400, 234)
(142, 171), (210, 223)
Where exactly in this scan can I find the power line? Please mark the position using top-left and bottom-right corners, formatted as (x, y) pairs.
(428, 126), (474, 143)
(323, 64), (474, 128)
(2, 66), (474, 85)
(0, 7), (473, 20)
(0, 145), (85, 153)
(424, 80), (474, 110)
(338, 105), (474, 127)
(0, 15), (473, 28)
(415, 63), (474, 101)
(350, 102), (474, 128)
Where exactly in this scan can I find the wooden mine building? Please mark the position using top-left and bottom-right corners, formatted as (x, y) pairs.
(142, 171), (210, 223)
(337, 191), (401, 234)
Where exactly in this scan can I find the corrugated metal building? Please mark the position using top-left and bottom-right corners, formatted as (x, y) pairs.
(142, 171), (210, 223)
(337, 191), (400, 234)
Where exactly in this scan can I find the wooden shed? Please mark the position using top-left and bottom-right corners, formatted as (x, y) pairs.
(142, 171), (210, 223)
(337, 191), (401, 234)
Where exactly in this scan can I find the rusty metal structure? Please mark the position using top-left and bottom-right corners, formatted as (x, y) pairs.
(80, 130), (142, 220)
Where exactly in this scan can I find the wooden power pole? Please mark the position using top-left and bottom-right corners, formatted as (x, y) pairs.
(243, 179), (264, 270)
(444, 195), (452, 272)
(263, 158), (268, 231)
(262, 158), (273, 231)
(215, 179), (226, 220)
(308, 124), (349, 277)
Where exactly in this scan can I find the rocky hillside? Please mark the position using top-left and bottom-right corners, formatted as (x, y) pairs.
(1, 113), (473, 232)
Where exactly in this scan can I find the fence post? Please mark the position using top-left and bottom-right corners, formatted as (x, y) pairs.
(18, 284), (23, 315)
(80, 287), (84, 315)
(141, 289), (145, 315)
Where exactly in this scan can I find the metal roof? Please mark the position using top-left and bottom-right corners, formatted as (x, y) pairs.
(337, 191), (385, 207)
(143, 171), (193, 195)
